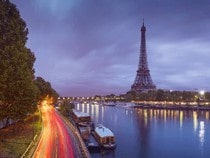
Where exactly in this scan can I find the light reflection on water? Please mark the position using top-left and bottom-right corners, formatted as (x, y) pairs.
(75, 103), (210, 158)
(199, 121), (205, 147)
(193, 111), (198, 132)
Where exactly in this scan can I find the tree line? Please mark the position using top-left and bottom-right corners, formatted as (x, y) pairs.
(0, 0), (58, 121)
(124, 89), (210, 103)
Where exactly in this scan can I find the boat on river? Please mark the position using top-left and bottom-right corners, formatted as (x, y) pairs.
(93, 124), (116, 149)
(72, 109), (91, 124)
(102, 102), (116, 107)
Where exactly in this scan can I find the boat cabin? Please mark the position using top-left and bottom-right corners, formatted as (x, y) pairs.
(94, 124), (116, 149)
(72, 110), (91, 123)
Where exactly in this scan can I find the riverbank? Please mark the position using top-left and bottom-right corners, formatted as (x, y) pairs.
(0, 112), (41, 158)
(134, 103), (210, 111)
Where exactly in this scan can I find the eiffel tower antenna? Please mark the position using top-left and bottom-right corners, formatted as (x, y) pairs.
(131, 21), (156, 92)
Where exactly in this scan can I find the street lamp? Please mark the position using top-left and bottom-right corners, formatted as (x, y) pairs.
(199, 90), (205, 96)
(198, 90), (205, 106)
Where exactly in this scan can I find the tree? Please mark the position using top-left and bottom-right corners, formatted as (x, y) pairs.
(156, 89), (164, 101)
(125, 91), (136, 101)
(0, 0), (38, 120)
(147, 90), (157, 101)
(34, 77), (59, 103)
(60, 100), (74, 116)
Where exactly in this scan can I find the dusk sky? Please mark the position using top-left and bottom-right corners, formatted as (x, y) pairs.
(11, 0), (210, 96)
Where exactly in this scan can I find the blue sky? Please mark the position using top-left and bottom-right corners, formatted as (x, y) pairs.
(11, 0), (210, 96)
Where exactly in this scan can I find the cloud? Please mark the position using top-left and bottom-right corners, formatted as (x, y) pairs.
(150, 38), (210, 90)
(32, 0), (77, 20)
(10, 0), (210, 96)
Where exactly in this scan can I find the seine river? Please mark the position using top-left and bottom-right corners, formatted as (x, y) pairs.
(75, 103), (210, 158)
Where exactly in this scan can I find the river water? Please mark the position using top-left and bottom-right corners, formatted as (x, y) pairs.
(74, 103), (210, 158)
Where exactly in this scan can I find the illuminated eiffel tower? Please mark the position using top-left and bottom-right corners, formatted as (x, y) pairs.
(131, 22), (156, 92)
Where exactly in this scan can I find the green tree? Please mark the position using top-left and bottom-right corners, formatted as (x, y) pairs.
(60, 100), (74, 116)
(34, 77), (59, 103)
(125, 91), (136, 101)
(156, 89), (164, 101)
(147, 90), (157, 101)
(0, 0), (38, 120)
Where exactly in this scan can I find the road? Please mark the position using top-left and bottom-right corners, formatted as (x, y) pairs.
(33, 101), (80, 158)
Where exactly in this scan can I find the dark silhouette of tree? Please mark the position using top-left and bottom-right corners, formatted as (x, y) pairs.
(60, 100), (74, 116)
(34, 77), (59, 103)
(125, 91), (136, 101)
(0, 0), (38, 120)
(156, 89), (164, 101)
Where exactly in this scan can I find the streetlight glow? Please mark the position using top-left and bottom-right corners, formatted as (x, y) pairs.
(199, 90), (205, 96)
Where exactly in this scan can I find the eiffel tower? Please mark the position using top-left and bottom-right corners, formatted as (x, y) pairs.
(131, 22), (156, 92)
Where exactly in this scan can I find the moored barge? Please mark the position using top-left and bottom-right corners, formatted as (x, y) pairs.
(93, 124), (116, 149)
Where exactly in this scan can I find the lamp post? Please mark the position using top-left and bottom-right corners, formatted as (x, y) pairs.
(199, 90), (205, 97)
(198, 90), (205, 106)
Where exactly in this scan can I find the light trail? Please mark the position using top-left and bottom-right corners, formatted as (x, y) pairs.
(33, 102), (75, 158)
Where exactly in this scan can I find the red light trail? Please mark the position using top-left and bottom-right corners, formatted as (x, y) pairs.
(33, 102), (76, 158)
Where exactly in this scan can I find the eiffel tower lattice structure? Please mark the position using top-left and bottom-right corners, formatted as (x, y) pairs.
(131, 22), (156, 92)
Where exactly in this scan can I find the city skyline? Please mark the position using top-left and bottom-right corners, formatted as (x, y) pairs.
(11, 0), (210, 96)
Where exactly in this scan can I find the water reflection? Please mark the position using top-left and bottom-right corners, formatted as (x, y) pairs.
(193, 111), (198, 132)
(199, 121), (205, 147)
(135, 109), (210, 126)
(180, 111), (183, 128)
(135, 109), (209, 154)
(135, 109), (150, 158)
(74, 103), (210, 158)
(75, 103), (105, 125)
